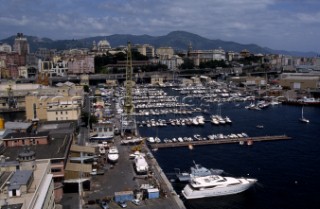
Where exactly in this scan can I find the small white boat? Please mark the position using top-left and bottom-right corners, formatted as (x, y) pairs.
(147, 137), (155, 143)
(177, 137), (184, 142)
(154, 137), (161, 143)
(224, 116), (232, 123)
(193, 134), (202, 141)
(299, 106), (310, 123)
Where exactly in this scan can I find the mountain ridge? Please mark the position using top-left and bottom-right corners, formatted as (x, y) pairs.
(0, 31), (317, 57)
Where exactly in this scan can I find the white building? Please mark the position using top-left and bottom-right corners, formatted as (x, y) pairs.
(0, 43), (12, 53)
(158, 55), (184, 70)
(156, 47), (174, 59)
(189, 48), (226, 66)
(134, 44), (155, 58)
(38, 59), (68, 77)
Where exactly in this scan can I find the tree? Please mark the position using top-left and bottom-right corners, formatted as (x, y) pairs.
(81, 112), (98, 128)
(83, 85), (89, 93)
(180, 58), (194, 69)
(199, 60), (229, 69)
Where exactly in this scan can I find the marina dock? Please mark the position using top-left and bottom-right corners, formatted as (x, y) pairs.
(150, 135), (292, 149)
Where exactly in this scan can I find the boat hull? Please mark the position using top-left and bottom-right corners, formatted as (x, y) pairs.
(182, 179), (256, 199)
(90, 135), (114, 141)
(107, 154), (119, 164)
(134, 155), (149, 175)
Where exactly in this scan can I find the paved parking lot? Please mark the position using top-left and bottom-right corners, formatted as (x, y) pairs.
(82, 136), (185, 209)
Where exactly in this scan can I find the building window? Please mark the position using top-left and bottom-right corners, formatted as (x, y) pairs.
(65, 111), (68, 114)
(56, 117), (58, 120)
(56, 111), (58, 115)
(33, 103), (37, 119)
(51, 168), (62, 173)
(61, 111), (63, 114)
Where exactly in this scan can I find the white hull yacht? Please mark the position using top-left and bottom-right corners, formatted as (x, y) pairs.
(134, 154), (149, 175)
(107, 146), (119, 163)
(182, 175), (257, 199)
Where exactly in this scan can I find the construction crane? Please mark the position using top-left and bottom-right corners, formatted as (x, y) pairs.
(121, 42), (137, 136)
(7, 84), (17, 109)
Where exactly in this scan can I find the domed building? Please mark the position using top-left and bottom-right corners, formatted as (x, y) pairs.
(97, 39), (111, 52)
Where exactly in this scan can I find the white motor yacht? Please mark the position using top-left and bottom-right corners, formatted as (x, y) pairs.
(107, 146), (119, 164)
(182, 175), (257, 199)
(134, 154), (149, 175)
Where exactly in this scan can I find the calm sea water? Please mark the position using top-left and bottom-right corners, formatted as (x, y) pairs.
(138, 100), (320, 209)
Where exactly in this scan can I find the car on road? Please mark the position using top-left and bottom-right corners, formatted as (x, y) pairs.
(118, 201), (127, 208)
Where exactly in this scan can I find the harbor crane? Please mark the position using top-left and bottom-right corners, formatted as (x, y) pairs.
(121, 42), (137, 136)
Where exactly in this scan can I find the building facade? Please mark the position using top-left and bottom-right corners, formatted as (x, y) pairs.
(67, 55), (95, 74)
(188, 48), (226, 66)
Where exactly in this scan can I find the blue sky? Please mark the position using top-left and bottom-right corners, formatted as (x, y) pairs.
(0, 0), (319, 52)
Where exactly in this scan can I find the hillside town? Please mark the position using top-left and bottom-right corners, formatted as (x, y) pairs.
(0, 33), (320, 209)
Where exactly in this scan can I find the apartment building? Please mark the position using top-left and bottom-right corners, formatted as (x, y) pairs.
(67, 54), (95, 74)
(38, 59), (68, 77)
(13, 33), (30, 67)
(188, 48), (226, 66)
(0, 43), (12, 53)
(0, 157), (55, 209)
(0, 81), (83, 119)
(134, 44), (155, 58)
(279, 73), (320, 90)
(25, 94), (82, 122)
(156, 47), (174, 59)
(1, 121), (75, 203)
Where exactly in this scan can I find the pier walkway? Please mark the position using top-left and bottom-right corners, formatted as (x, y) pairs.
(150, 135), (292, 149)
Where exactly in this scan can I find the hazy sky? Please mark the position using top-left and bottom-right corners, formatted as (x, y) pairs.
(0, 0), (319, 52)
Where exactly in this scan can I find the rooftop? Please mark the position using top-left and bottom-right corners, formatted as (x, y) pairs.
(8, 170), (33, 190)
(2, 131), (50, 140)
(1, 132), (72, 160)
(4, 122), (32, 130)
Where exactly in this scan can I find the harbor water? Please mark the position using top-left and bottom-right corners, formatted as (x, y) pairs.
(138, 102), (320, 209)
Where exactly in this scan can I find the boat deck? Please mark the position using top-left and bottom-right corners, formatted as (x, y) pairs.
(150, 135), (292, 149)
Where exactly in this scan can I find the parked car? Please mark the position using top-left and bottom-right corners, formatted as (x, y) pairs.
(118, 201), (127, 208)
(131, 199), (141, 206)
(100, 201), (109, 209)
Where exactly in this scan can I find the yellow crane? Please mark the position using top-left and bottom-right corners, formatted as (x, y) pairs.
(121, 42), (137, 136)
